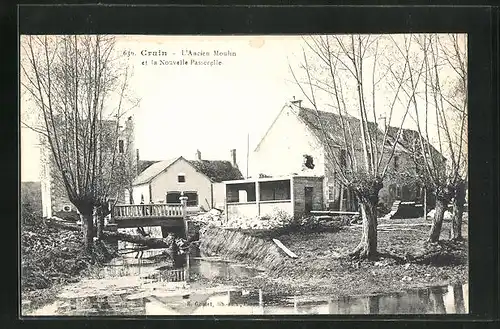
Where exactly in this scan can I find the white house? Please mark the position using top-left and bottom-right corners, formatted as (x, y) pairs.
(250, 99), (446, 211)
(131, 150), (244, 211)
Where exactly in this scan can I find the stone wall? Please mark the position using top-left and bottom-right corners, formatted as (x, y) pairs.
(292, 176), (324, 218)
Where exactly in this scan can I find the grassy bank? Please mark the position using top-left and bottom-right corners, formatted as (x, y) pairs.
(199, 217), (468, 298)
(21, 218), (118, 314)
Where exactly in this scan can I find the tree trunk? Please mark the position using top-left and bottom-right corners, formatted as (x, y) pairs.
(423, 187), (427, 219)
(451, 182), (466, 240)
(44, 218), (181, 251)
(80, 212), (94, 252)
(451, 198), (464, 240)
(339, 187), (345, 211)
(453, 284), (466, 313)
(104, 231), (177, 249)
(96, 207), (105, 241)
(430, 287), (446, 313)
(350, 197), (378, 259)
(428, 185), (453, 243)
(367, 295), (380, 314)
(427, 198), (447, 243)
(128, 187), (134, 205)
(349, 178), (383, 260)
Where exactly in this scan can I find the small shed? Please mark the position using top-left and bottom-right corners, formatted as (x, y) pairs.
(223, 175), (324, 220)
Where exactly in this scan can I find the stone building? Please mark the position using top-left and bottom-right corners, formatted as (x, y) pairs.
(40, 116), (137, 220)
(250, 100), (446, 211)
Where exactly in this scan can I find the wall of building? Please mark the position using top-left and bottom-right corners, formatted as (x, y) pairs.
(292, 176), (324, 218)
(227, 202), (259, 219)
(150, 158), (213, 208)
(250, 105), (326, 178)
(132, 183), (150, 204)
(48, 162), (79, 220)
(378, 149), (420, 208)
(21, 181), (43, 218)
(39, 117), (137, 218)
(323, 144), (423, 210)
(212, 182), (225, 210)
(259, 201), (293, 217)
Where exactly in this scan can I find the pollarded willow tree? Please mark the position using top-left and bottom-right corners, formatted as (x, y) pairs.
(290, 34), (433, 259)
(21, 35), (140, 251)
(399, 33), (468, 242)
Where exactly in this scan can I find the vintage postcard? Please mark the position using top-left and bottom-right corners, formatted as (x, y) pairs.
(20, 34), (468, 316)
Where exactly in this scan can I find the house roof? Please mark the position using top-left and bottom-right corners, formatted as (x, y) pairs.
(296, 107), (409, 153)
(188, 160), (244, 183)
(137, 160), (160, 174)
(132, 157), (180, 185)
(132, 157), (244, 186)
(385, 126), (445, 161)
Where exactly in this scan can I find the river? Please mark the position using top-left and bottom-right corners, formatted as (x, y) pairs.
(25, 243), (468, 316)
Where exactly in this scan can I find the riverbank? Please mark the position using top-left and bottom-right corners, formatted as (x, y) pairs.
(21, 219), (118, 314)
(198, 217), (468, 298)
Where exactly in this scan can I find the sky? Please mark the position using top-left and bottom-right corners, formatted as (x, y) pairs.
(20, 34), (466, 182)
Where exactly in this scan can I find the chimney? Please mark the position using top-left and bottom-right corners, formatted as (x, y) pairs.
(195, 149), (202, 161)
(377, 114), (387, 132)
(230, 149), (238, 168)
(290, 96), (302, 108)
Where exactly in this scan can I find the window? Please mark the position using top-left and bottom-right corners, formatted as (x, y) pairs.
(166, 191), (198, 206)
(394, 155), (400, 171)
(396, 185), (402, 199)
(178, 174), (186, 183)
(328, 185), (335, 201)
(166, 192), (181, 204)
(118, 140), (124, 153)
(185, 192), (199, 206)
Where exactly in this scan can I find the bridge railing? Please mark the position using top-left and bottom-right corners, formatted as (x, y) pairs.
(112, 203), (184, 219)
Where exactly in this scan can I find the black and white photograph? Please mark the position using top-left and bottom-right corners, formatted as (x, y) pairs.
(20, 34), (468, 316)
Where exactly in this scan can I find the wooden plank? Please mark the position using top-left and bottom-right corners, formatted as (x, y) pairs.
(273, 238), (298, 258)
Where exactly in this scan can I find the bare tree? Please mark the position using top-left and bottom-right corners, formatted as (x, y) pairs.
(21, 35), (139, 251)
(290, 34), (428, 259)
(405, 34), (467, 242)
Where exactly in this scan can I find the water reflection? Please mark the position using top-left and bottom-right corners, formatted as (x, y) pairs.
(25, 242), (468, 316)
(30, 264), (468, 315)
(142, 283), (468, 315)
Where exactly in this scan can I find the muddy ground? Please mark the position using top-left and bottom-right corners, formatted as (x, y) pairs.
(199, 217), (468, 298)
(21, 219), (118, 314)
(21, 215), (468, 313)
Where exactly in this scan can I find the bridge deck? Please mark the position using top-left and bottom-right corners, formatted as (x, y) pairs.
(112, 204), (184, 220)
(111, 203), (195, 229)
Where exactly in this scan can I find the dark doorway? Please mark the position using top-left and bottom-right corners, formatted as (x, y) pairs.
(304, 187), (314, 214)
(402, 186), (411, 201)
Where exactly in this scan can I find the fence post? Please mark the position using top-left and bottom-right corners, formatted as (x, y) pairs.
(179, 195), (188, 238)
